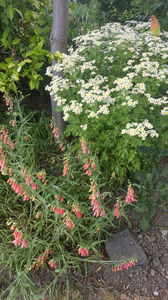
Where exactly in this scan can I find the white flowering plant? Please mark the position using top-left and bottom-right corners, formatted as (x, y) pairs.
(46, 21), (168, 183)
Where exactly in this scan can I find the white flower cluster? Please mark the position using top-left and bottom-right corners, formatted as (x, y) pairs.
(145, 94), (168, 106)
(46, 20), (168, 139)
(62, 100), (83, 121)
(121, 120), (159, 140)
(131, 83), (146, 94)
(113, 77), (133, 91)
(122, 96), (138, 108)
(161, 107), (168, 115)
(45, 76), (70, 95)
(80, 60), (97, 73)
(80, 124), (87, 130)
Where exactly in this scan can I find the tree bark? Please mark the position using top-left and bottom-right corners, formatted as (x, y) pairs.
(50, 0), (69, 134)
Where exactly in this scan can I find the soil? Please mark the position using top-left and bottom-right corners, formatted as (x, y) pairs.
(70, 206), (168, 300)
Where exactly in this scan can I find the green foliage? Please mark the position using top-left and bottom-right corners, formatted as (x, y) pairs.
(134, 171), (156, 230)
(100, 0), (133, 22)
(131, 0), (168, 30)
(0, 0), (53, 93)
(69, 0), (105, 44)
(46, 21), (168, 185)
(79, 0), (168, 30)
(134, 157), (168, 230)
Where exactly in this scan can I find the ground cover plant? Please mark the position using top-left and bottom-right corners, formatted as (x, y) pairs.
(46, 20), (168, 184)
(0, 94), (137, 299)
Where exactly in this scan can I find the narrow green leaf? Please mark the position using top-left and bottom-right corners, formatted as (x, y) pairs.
(6, 5), (14, 21)
(14, 8), (23, 18)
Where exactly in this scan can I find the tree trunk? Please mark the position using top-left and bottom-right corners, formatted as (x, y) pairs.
(50, 0), (69, 134)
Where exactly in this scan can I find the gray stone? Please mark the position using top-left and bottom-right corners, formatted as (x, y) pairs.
(152, 257), (161, 267)
(161, 229), (168, 239)
(105, 229), (148, 266)
(154, 291), (159, 297)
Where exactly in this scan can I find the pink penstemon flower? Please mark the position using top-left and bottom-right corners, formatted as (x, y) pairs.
(32, 183), (38, 190)
(37, 170), (46, 182)
(81, 138), (88, 155)
(26, 173), (31, 186)
(3, 94), (13, 112)
(49, 260), (56, 269)
(93, 201), (100, 217)
(90, 159), (96, 171)
(112, 258), (137, 272)
(63, 162), (69, 176)
(114, 201), (120, 219)
(13, 230), (22, 246)
(15, 185), (24, 195)
(21, 238), (28, 248)
(63, 156), (69, 176)
(66, 218), (75, 230)
(83, 163), (89, 171)
(23, 192), (30, 201)
(78, 247), (89, 257)
(72, 204), (82, 219)
(100, 209), (105, 217)
(86, 169), (92, 176)
(125, 185), (137, 203)
(31, 249), (52, 271)
(35, 212), (41, 219)
(9, 120), (15, 127)
(22, 169), (27, 177)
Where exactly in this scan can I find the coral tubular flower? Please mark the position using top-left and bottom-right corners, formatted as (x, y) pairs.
(66, 218), (74, 229)
(100, 209), (105, 217)
(78, 247), (89, 257)
(13, 230), (22, 246)
(81, 138), (88, 155)
(83, 163), (89, 170)
(21, 238), (28, 248)
(93, 201), (100, 217)
(35, 212), (41, 219)
(49, 260), (56, 269)
(32, 183), (38, 190)
(86, 169), (92, 176)
(114, 201), (120, 219)
(23, 192), (30, 201)
(16, 185), (24, 195)
(63, 163), (69, 176)
(112, 258), (136, 272)
(26, 173), (32, 186)
(125, 185), (137, 203)
(72, 204), (82, 218)
(75, 211), (82, 219)
(91, 161), (96, 171)
(63, 157), (69, 176)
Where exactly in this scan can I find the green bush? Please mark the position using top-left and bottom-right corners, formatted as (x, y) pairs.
(46, 21), (168, 184)
(0, 0), (53, 93)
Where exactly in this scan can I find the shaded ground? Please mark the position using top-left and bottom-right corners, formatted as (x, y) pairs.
(65, 206), (168, 300)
